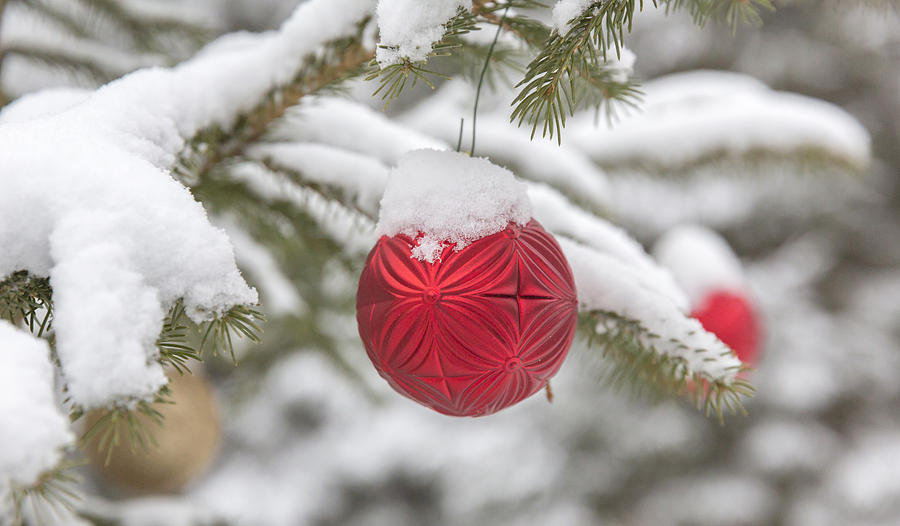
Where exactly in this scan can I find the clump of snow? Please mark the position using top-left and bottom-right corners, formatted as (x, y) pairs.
(653, 224), (745, 305)
(0, 0), (377, 410)
(551, 0), (594, 32)
(560, 238), (741, 382)
(0, 322), (73, 490)
(400, 80), (612, 210)
(570, 70), (871, 172)
(0, 88), (91, 124)
(376, 149), (532, 262)
(376, 0), (468, 66)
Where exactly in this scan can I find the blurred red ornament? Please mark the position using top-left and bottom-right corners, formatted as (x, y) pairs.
(691, 289), (761, 366)
(356, 220), (578, 417)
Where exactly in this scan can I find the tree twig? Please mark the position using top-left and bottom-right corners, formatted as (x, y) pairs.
(195, 43), (374, 180)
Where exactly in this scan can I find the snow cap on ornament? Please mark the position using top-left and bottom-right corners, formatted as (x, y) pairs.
(357, 149), (578, 417)
(653, 225), (761, 366)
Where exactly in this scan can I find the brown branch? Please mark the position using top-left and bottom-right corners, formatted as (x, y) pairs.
(195, 43), (374, 179)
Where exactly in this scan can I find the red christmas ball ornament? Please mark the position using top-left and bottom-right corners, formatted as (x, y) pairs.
(691, 289), (761, 366)
(356, 219), (578, 417)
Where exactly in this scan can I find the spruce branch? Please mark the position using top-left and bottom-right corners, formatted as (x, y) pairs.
(582, 310), (754, 423)
(9, 460), (82, 526)
(181, 33), (373, 183)
(0, 43), (116, 83)
(257, 158), (377, 221)
(15, 0), (92, 40)
(662, 0), (775, 32)
(510, 1), (642, 143)
(156, 300), (200, 374)
(366, 6), (479, 109)
(199, 304), (265, 365)
(472, 0), (552, 48)
(0, 270), (53, 336)
(72, 0), (210, 54)
(76, 386), (172, 466)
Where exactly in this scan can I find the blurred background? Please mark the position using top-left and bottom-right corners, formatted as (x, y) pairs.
(2, 1), (899, 525)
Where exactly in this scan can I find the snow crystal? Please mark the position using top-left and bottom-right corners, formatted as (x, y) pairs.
(0, 322), (73, 489)
(559, 238), (741, 381)
(551, 0), (594, 32)
(376, 149), (532, 262)
(653, 224), (746, 305)
(376, 0), (468, 66)
(570, 70), (871, 172)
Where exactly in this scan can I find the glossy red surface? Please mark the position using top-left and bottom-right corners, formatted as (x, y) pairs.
(356, 220), (578, 417)
(692, 289), (761, 366)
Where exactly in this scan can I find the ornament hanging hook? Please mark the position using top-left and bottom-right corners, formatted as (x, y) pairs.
(470, 4), (510, 157)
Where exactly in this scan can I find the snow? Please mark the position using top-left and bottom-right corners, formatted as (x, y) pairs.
(375, 149), (532, 262)
(221, 222), (308, 317)
(0, 322), (73, 490)
(828, 432), (900, 514)
(559, 238), (742, 382)
(570, 70), (872, 172)
(272, 97), (448, 165)
(228, 162), (377, 256)
(248, 142), (390, 216)
(528, 183), (688, 310)
(375, 0), (468, 66)
(400, 80), (611, 210)
(551, 0), (593, 32)
(635, 474), (776, 526)
(0, 88), (91, 124)
(606, 48), (636, 83)
(0, 0), (378, 409)
(653, 224), (746, 305)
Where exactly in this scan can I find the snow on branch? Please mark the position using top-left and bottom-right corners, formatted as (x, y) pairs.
(0, 0), (378, 410)
(375, 0), (469, 66)
(248, 142), (390, 217)
(271, 97), (447, 165)
(528, 184), (688, 310)
(0, 322), (73, 499)
(559, 237), (749, 413)
(570, 71), (871, 174)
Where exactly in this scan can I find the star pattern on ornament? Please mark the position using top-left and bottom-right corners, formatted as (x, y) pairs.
(357, 220), (578, 417)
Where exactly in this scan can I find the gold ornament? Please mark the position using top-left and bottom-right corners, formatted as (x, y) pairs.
(82, 371), (221, 494)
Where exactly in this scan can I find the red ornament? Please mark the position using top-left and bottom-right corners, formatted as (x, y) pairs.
(356, 219), (578, 417)
(691, 289), (761, 365)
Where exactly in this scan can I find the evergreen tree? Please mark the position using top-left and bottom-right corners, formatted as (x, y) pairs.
(0, 0), (896, 524)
